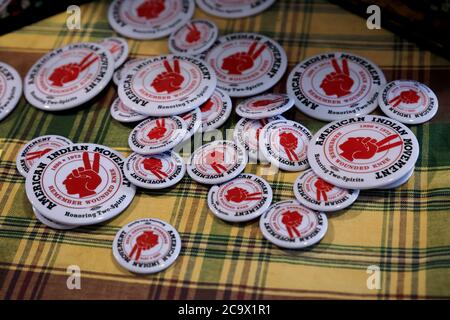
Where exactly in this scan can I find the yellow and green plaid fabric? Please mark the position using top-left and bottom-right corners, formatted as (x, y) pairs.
(0, 0), (449, 299)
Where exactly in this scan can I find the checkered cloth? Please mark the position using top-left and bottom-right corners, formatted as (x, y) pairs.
(0, 0), (449, 299)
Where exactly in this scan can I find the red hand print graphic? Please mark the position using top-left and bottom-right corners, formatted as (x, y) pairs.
(147, 119), (167, 140)
(48, 53), (99, 87)
(339, 135), (403, 162)
(143, 157), (168, 180)
(129, 230), (159, 261)
(200, 99), (214, 113)
(205, 150), (227, 174)
(320, 58), (354, 97)
(281, 210), (303, 238)
(63, 152), (102, 198)
(109, 44), (121, 54)
(221, 41), (266, 75)
(136, 0), (165, 19)
(251, 97), (285, 108)
(225, 187), (262, 203)
(388, 89), (420, 108)
(185, 23), (201, 43)
(279, 131), (299, 161)
(314, 178), (334, 202)
(151, 59), (184, 93)
(25, 148), (52, 161)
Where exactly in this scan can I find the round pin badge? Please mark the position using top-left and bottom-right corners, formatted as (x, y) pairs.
(169, 20), (218, 56)
(202, 33), (287, 97)
(378, 167), (414, 190)
(259, 119), (312, 171)
(236, 93), (294, 120)
(128, 116), (187, 155)
(187, 140), (248, 185)
(180, 107), (202, 142)
(110, 96), (148, 123)
(378, 80), (438, 125)
(113, 59), (144, 86)
(112, 218), (181, 274)
(16, 135), (73, 178)
(32, 206), (77, 230)
(293, 169), (359, 212)
(233, 115), (284, 162)
(199, 89), (232, 132)
(196, 0), (276, 18)
(124, 151), (185, 189)
(118, 55), (217, 116)
(259, 199), (328, 249)
(0, 62), (22, 122)
(24, 42), (114, 111)
(207, 173), (272, 222)
(108, 0), (195, 40)
(308, 115), (420, 189)
(25, 143), (136, 226)
(98, 37), (129, 69)
(287, 52), (386, 121)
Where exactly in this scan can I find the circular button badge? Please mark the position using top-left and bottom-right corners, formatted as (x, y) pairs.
(378, 80), (438, 125)
(259, 199), (328, 249)
(25, 143), (136, 226)
(202, 33), (287, 97)
(187, 140), (248, 185)
(110, 96), (148, 123)
(180, 107), (202, 142)
(233, 115), (284, 162)
(169, 20), (218, 56)
(108, 0), (195, 40)
(378, 167), (414, 190)
(287, 52), (386, 121)
(308, 115), (420, 189)
(124, 151), (186, 189)
(16, 135), (73, 178)
(196, 0), (276, 18)
(259, 119), (312, 171)
(129, 116), (187, 155)
(199, 89), (232, 132)
(24, 42), (114, 111)
(98, 37), (129, 70)
(118, 55), (217, 116)
(112, 218), (181, 274)
(32, 206), (78, 230)
(0, 62), (22, 122)
(113, 58), (144, 86)
(236, 94), (294, 120)
(293, 169), (359, 212)
(208, 173), (273, 222)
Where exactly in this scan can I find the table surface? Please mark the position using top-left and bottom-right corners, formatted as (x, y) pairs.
(0, 0), (449, 300)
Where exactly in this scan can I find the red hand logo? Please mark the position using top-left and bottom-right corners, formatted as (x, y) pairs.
(25, 148), (53, 161)
(147, 119), (167, 140)
(136, 0), (165, 19)
(186, 23), (201, 43)
(109, 44), (121, 54)
(48, 53), (99, 87)
(151, 59), (184, 93)
(280, 131), (299, 161)
(281, 210), (303, 238)
(129, 230), (159, 261)
(142, 157), (168, 180)
(320, 58), (354, 97)
(314, 178), (334, 202)
(251, 97), (285, 108)
(339, 135), (403, 162)
(205, 150), (227, 174)
(200, 99), (214, 113)
(224, 187), (262, 203)
(63, 152), (102, 198)
(388, 89), (420, 108)
(221, 41), (266, 75)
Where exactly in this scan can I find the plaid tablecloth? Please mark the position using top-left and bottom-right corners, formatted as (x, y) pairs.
(0, 0), (449, 300)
